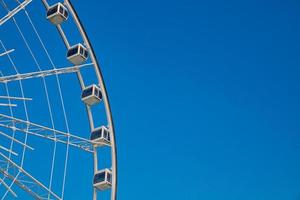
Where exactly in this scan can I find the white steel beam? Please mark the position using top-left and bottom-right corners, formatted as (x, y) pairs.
(0, 96), (32, 101)
(0, 152), (61, 200)
(0, 0), (32, 26)
(0, 114), (96, 153)
(0, 63), (92, 83)
(0, 145), (17, 156)
(0, 49), (14, 57)
(0, 130), (34, 150)
(0, 177), (17, 197)
(0, 103), (17, 107)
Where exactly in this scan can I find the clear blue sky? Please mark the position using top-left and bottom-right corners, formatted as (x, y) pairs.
(82, 0), (300, 199)
(1, 0), (300, 199)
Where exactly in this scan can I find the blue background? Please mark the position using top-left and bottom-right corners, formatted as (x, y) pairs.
(82, 0), (300, 199)
(1, 0), (300, 199)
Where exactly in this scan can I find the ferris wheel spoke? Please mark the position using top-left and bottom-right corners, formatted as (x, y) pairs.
(0, 178), (17, 198)
(0, 63), (93, 83)
(0, 49), (14, 57)
(0, 169), (58, 200)
(0, 96), (32, 101)
(0, 103), (17, 107)
(0, 152), (61, 200)
(0, 145), (18, 156)
(0, 114), (94, 153)
(0, 0), (32, 26)
(0, 130), (34, 151)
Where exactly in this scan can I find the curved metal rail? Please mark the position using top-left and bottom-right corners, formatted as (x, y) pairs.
(64, 1), (118, 200)
(40, 0), (118, 199)
(0, 0), (118, 199)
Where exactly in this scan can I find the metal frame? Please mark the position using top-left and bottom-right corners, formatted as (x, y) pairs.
(0, 49), (14, 57)
(0, 63), (92, 83)
(0, 0), (32, 26)
(0, 113), (97, 153)
(62, 1), (118, 200)
(0, 0), (118, 199)
(42, 0), (118, 199)
(0, 152), (61, 200)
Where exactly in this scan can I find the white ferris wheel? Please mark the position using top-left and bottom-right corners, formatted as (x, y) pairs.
(0, 0), (117, 199)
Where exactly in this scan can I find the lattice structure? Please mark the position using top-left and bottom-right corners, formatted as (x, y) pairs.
(0, 0), (117, 199)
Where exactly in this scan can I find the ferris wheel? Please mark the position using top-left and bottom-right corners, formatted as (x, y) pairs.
(0, 0), (117, 199)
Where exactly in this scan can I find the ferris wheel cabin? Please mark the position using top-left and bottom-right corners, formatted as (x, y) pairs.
(46, 3), (68, 25)
(93, 169), (112, 191)
(67, 44), (88, 65)
(90, 126), (111, 146)
(81, 84), (102, 106)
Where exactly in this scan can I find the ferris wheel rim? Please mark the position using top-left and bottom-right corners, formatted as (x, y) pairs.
(64, 1), (118, 199)
(0, 0), (118, 199)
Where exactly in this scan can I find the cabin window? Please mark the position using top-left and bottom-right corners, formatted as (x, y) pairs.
(64, 10), (69, 18)
(59, 5), (64, 14)
(67, 47), (79, 57)
(80, 47), (84, 55)
(91, 129), (102, 140)
(47, 5), (58, 16)
(104, 130), (110, 140)
(107, 173), (112, 183)
(81, 87), (93, 98)
(94, 172), (106, 183)
(94, 89), (99, 97)
(97, 90), (102, 99)
(107, 132), (111, 141)
(84, 50), (88, 58)
(103, 130), (107, 139)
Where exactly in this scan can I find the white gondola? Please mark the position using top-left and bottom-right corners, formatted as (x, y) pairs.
(81, 84), (102, 106)
(93, 169), (112, 191)
(46, 3), (68, 25)
(90, 126), (111, 146)
(67, 44), (88, 65)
